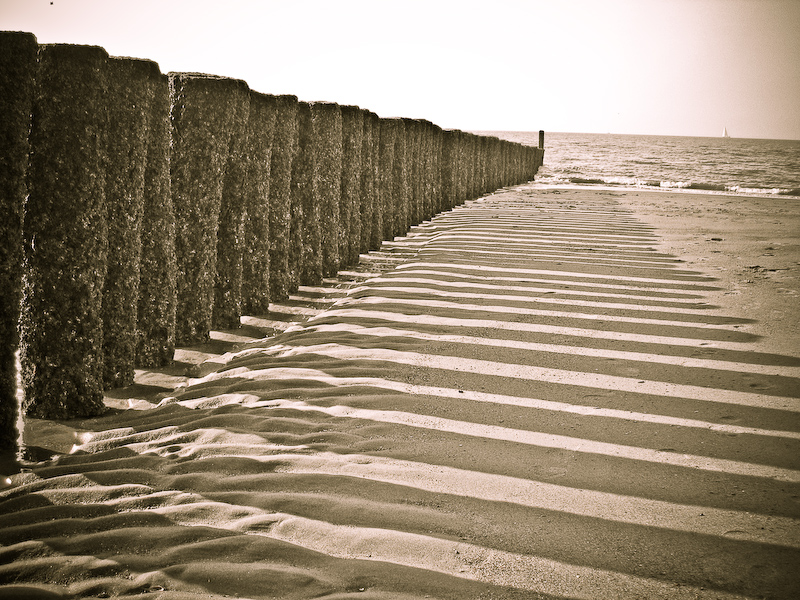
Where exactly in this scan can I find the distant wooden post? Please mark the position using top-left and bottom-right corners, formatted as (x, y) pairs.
(539, 130), (545, 149)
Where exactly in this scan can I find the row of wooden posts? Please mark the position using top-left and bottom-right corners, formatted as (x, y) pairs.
(0, 31), (544, 448)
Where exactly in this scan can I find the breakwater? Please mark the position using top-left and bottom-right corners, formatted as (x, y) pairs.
(0, 31), (543, 444)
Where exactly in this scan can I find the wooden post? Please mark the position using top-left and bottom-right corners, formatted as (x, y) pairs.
(0, 31), (37, 447)
(241, 92), (276, 315)
(21, 44), (109, 419)
(378, 118), (396, 241)
(539, 130), (545, 149)
(292, 102), (322, 286)
(269, 95), (299, 300)
(311, 102), (343, 279)
(137, 72), (176, 368)
(340, 105), (363, 267)
(169, 73), (247, 344)
(213, 80), (251, 330)
(364, 113), (383, 251)
(102, 57), (159, 389)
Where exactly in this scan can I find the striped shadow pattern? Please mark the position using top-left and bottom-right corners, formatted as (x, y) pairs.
(1, 187), (798, 599)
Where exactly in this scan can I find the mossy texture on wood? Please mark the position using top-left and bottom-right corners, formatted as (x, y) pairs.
(0, 31), (37, 447)
(378, 118), (396, 242)
(20, 44), (109, 419)
(292, 102), (322, 286)
(242, 92), (276, 315)
(169, 73), (243, 344)
(440, 130), (456, 212)
(311, 102), (343, 279)
(339, 105), (363, 268)
(360, 111), (380, 253)
(212, 79), (251, 330)
(101, 57), (158, 389)
(137, 72), (176, 368)
(5, 31), (545, 410)
(404, 119), (420, 229)
(269, 95), (298, 301)
(392, 119), (409, 238)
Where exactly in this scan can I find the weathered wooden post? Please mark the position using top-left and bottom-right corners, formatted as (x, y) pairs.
(454, 130), (467, 206)
(213, 81), (250, 330)
(404, 119), (421, 228)
(169, 73), (247, 344)
(357, 110), (375, 255)
(365, 113), (383, 251)
(241, 91), (276, 315)
(392, 118), (409, 237)
(420, 120), (437, 222)
(137, 72), (176, 368)
(440, 129), (455, 212)
(378, 118), (396, 242)
(468, 132), (479, 200)
(292, 102), (322, 286)
(0, 31), (37, 448)
(311, 102), (343, 279)
(269, 95), (299, 300)
(340, 105), (363, 267)
(539, 130), (545, 150)
(430, 123), (443, 217)
(20, 44), (109, 419)
(101, 57), (159, 389)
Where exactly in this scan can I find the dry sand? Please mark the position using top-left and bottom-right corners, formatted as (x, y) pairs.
(1, 186), (798, 599)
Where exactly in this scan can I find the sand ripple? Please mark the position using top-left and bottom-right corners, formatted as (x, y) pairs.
(2, 188), (799, 599)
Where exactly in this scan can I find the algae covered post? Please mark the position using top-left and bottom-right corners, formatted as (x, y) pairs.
(241, 91), (276, 315)
(169, 72), (244, 344)
(292, 102), (322, 286)
(268, 95), (299, 301)
(212, 79), (251, 330)
(136, 72), (176, 368)
(0, 31), (37, 447)
(364, 112), (382, 252)
(20, 44), (109, 419)
(311, 102), (343, 279)
(378, 118), (396, 241)
(101, 57), (159, 389)
(392, 119), (409, 238)
(340, 105), (363, 268)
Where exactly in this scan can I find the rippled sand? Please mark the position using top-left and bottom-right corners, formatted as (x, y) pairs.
(2, 186), (798, 599)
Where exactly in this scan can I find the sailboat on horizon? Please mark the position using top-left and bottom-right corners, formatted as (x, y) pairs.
(722, 126), (730, 138)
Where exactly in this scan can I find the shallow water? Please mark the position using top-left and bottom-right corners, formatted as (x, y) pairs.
(483, 131), (800, 197)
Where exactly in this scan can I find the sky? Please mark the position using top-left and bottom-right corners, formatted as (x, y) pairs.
(3, 0), (799, 139)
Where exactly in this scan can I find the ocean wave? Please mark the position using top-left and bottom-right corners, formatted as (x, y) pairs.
(534, 174), (800, 197)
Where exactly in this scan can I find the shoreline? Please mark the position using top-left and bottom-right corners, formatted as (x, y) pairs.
(527, 180), (800, 200)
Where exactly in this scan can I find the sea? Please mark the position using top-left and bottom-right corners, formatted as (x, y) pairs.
(482, 131), (800, 198)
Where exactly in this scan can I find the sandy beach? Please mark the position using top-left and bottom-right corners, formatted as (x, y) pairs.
(2, 185), (798, 599)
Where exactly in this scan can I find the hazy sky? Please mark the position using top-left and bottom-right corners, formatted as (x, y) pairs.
(3, 0), (799, 139)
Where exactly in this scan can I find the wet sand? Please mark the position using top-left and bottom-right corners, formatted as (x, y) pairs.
(2, 185), (798, 599)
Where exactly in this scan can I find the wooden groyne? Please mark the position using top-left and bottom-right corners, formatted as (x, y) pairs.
(0, 32), (544, 444)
